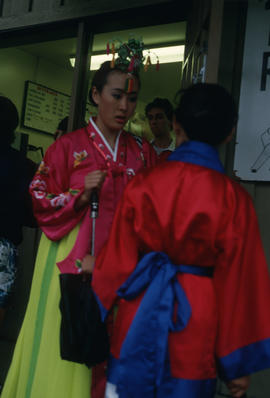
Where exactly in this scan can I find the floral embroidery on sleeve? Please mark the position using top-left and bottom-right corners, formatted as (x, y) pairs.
(47, 192), (71, 208)
(45, 188), (80, 207)
(69, 188), (80, 196)
(75, 259), (82, 271)
(37, 161), (50, 175)
(30, 179), (47, 199)
(73, 150), (88, 167)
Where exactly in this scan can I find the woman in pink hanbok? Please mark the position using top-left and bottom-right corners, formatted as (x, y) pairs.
(1, 59), (156, 398)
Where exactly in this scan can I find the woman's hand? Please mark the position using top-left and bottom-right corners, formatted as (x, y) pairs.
(226, 375), (250, 398)
(81, 254), (96, 274)
(75, 170), (107, 211)
(83, 170), (107, 200)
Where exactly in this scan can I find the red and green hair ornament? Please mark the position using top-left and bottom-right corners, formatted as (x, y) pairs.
(106, 37), (159, 93)
(124, 73), (134, 93)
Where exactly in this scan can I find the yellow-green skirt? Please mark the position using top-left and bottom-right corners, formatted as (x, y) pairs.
(1, 226), (92, 398)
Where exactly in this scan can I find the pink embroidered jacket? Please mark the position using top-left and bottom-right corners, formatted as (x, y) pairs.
(29, 118), (157, 273)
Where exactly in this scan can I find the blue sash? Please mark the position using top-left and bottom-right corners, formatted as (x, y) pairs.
(116, 252), (214, 398)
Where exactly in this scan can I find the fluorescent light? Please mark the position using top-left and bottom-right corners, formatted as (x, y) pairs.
(69, 54), (112, 70)
(70, 45), (184, 71)
(144, 45), (184, 65)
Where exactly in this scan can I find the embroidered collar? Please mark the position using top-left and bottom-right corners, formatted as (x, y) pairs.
(167, 141), (224, 173)
(89, 117), (122, 162)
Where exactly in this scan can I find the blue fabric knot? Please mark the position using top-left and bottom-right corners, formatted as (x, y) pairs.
(115, 251), (192, 398)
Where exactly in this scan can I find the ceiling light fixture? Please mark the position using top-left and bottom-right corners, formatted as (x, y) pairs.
(70, 45), (185, 71)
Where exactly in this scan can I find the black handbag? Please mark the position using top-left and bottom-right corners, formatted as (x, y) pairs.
(59, 273), (110, 368)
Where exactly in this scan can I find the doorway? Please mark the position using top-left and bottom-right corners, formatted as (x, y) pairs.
(0, 15), (187, 389)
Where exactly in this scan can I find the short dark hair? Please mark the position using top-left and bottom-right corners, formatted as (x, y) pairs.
(174, 83), (238, 146)
(145, 98), (174, 122)
(89, 60), (141, 107)
(0, 96), (19, 146)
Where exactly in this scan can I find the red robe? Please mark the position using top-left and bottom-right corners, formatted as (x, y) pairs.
(93, 141), (270, 397)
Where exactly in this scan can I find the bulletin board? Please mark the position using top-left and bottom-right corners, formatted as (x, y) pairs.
(21, 81), (71, 135)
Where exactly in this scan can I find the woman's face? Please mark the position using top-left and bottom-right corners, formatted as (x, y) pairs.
(92, 71), (139, 135)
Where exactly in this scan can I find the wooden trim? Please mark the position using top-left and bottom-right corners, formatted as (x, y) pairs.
(68, 21), (93, 132)
(0, 0), (4, 17)
(218, 0), (248, 176)
(205, 0), (224, 83)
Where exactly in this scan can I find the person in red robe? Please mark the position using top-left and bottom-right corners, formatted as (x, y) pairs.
(91, 83), (270, 398)
(1, 60), (156, 398)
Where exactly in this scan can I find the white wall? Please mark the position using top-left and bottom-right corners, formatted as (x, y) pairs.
(0, 47), (74, 162)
